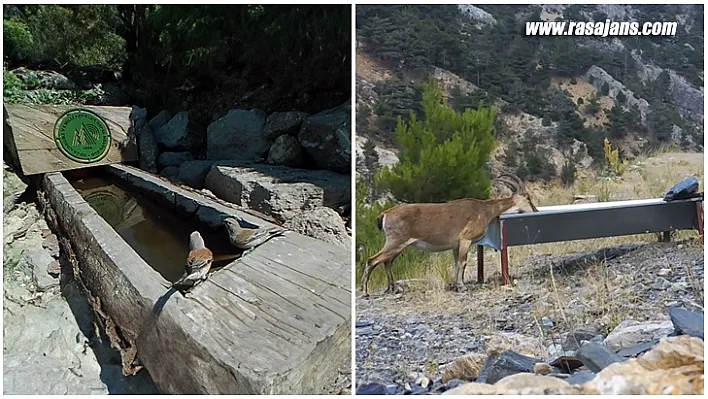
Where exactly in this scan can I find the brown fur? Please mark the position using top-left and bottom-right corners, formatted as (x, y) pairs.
(360, 175), (538, 296)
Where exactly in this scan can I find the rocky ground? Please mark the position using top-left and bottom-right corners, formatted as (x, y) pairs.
(3, 168), (159, 394)
(355, 240), (704, 394)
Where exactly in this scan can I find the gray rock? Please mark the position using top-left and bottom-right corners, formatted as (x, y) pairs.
(458, 5), (497, 25)
(267, 135), (306, 167)
(476, 350), (543, 385)
(12, 67), (76, 90)
(575, 343), (624, 373)
(562, 329), (601, 352)
(586, 65), (650, 122)
(158, 166), (180, 181)
(41, 234), (60, 258)
(298, 100), (351, 174)
(284, 207), (350, 248)
(176, 160), (246, 189)
(157, 151), (194, 170)
(668, 307), (704, 339)
(616, 339), (659, 358)
(668, 71), (704, 121)
(565, 370), (596, 385)
(206, 109), (268, 160)
(204, 164), (350, 223)
(131, 106), (148, 130)
(20, 250), (58, 291)
(156, 111), (193, 151)
(137, 125), (159, 173)
(147, 110), (172, 132)
(603, 319), (674, 351)
(263, 111), (309, 140)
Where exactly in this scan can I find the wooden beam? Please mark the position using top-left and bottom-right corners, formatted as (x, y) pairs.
(501, 221), (510, 285)
(4, 104), (137, 175)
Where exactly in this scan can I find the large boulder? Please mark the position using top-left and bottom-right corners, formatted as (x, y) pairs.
(206, 109), (268, 160)
(136, 125), (158, 173)
(177, 160), (247, 189)
(267, 135), (305, 167)
(204, 164), (350, 223)
(157, 151), (194, 170)
(298, 100), (351, 174)
(263, 111), (309, 140)
(155, 111), (195, 151)
(284, 207), (350, 248)
(604, 319), (674, 352)
(147, 110), (172, 132)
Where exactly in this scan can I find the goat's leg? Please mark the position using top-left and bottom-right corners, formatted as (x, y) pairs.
(361, 240), (407, 296)
(383, 260), (396, 294)
(453, 239), (472, 292)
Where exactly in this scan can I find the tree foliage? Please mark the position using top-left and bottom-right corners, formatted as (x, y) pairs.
(377, 78), (496, 202)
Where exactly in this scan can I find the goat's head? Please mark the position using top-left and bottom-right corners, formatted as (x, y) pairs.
(497, 173), (539, 213)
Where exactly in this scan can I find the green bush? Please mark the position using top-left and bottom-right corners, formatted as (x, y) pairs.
(3, 18), (35, 62)
(560, 160), (577, 187)
(377, 78), (496, 203)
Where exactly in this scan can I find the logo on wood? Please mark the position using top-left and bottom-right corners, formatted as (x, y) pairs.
(53, 108), (112, 163)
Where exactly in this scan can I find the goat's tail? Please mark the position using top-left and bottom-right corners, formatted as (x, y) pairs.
(376, 212), (385, 231)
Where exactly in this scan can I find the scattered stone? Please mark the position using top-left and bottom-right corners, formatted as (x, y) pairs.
(493, 373), (570, 390)
(617, 339), (660, 358)
(176, 160), (244, 189)
(604, 319), (675, 351)
(485, 332), (545, 358)
(263, 111), (309, 140)
(267, 134), (306, 167)
(548, 355), (584, 373)
(206, 109), (268, 160)
(477, 350), (544, 385)
(561, 329), (601, 351)
(533, 362), (552, 375)
(442, 382), (497, 395)
(575, 343), (625, 373)
(156, 111), (194, 151)
(440, 353), (486, 383)
(297, 100), (351, 174)
(541, 316), (554, 328)
(586, 335), (703, 394)
(356, 382), (388, 395)
(157, 151), (194, 170)
(668, 307), (704, 340)
(565, 370), (596, 385)
(283, 207), (349, 248)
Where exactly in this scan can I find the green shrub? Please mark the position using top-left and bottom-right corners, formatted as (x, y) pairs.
(377, 78), (496, 203)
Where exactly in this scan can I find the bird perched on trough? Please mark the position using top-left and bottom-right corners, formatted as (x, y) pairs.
(223, 216), (285, 253)
(170, 231), (214, 293)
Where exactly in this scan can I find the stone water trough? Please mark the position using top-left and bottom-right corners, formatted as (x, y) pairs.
(41, 163), (351, 394)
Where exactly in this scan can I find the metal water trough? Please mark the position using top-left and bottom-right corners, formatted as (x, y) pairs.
(476, 196), (704, 284)
(41, 164), (351, 394)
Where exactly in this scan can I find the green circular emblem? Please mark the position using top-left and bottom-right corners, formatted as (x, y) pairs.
(54, 108), (112, 163)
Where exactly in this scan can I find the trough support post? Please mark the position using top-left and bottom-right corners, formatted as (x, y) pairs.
(500, 221), (510, 285)
(660, 231), (671, 242)
(697, 201), (704, 246)
(477, 245), (484, 283)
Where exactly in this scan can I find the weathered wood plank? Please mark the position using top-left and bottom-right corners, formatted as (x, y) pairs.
(42, 166), (351, 394)
(4, 104), (137, 175)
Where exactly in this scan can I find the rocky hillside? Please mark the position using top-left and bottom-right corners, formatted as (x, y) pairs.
(356, 4), (704, 182)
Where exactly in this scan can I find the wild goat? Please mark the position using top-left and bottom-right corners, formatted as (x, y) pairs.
(359, 174), (539, 296)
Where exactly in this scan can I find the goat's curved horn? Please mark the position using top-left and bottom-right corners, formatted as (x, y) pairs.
(496, 173), (524, 194)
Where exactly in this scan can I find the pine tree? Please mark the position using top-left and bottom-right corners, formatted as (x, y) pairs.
(377, 78), (496, 202)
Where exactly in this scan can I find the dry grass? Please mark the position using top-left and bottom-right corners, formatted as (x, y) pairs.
(360, 151), (704, 330)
